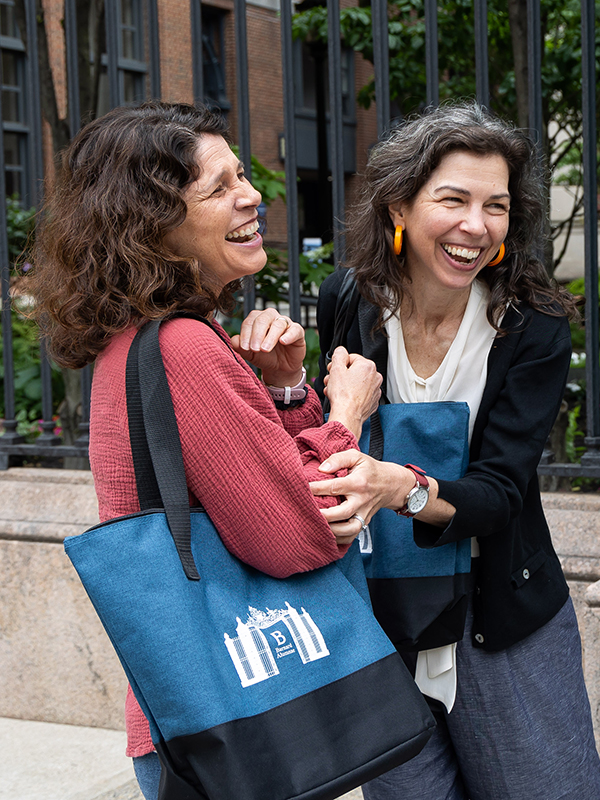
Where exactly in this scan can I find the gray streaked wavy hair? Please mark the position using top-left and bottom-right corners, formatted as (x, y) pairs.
(346, 101), (577, 328)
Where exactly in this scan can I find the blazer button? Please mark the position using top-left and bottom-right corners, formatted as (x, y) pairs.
(475, 633), (484, 643)
(523, 568), (530, 580)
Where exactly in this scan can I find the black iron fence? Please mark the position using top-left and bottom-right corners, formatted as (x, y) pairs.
(0, 0), (598, 478)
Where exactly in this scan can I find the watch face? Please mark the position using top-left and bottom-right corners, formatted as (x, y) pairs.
(407, 486), (429, 514)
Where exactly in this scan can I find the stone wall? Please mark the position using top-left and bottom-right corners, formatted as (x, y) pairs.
(1, 468), (599, 744)
(0, 468), (126, 730)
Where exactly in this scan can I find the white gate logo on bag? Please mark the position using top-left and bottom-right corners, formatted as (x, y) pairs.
(224, 601), (330, 687)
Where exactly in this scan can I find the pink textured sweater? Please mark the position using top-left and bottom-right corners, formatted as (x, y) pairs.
(89, 317), (358, 758)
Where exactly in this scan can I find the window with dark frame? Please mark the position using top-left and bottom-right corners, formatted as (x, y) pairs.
(202, 5), (229, 114)
(0, 0), (28, 203)
(96, 0), (147, 116)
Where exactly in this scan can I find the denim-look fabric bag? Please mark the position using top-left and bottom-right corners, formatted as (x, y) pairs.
(326, 272), (472, 652)
(358, 404), (471, 652)
(64, 316), (435, 800)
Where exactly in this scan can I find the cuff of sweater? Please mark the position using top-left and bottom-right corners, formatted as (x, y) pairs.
(295, 418), (358, 462)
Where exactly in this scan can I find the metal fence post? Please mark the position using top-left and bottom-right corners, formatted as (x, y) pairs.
(280, 0), (301, 322)
(580, 0), (600, 468)
(327, 0), (345, 266)
(424, 0), (438, 107)
(371, 0), (390, 138)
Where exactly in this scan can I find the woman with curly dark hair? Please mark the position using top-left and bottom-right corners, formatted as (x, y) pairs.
(312, 102), (600, 799)
(30, 101), (382, 799)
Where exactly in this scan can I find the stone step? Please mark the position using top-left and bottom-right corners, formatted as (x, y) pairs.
(0, 716), (364, 800)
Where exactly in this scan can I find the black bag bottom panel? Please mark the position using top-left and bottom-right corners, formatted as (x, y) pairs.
(156, 653), (435, 800)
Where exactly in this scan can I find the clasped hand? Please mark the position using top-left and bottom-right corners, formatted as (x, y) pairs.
(230, 308), (305, 387)
(309, 450), (414, 544)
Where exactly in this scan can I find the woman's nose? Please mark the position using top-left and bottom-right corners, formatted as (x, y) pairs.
(459, 206), (486, 237)
(238, 181), (262, 208)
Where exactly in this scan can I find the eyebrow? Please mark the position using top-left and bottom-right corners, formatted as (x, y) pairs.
(199, 160), (245, 193)
(434, 184), (511, 200)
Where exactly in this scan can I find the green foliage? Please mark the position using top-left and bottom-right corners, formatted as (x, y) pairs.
(229, 146), (286, 206)
(6, 195), (35, 264)
(292, 0), (600, 180)
(0, 197), (64, 439)
(565, 404), (583, 462)
(567, 276), (600, 353)
(0, 311), (63, 439)
(252, 242), (335, 301)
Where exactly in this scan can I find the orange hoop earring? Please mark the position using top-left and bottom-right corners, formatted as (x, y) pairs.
(487, 242), (506, 267)
(394, 226), (404, 256)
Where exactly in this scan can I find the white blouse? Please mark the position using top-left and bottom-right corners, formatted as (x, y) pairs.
(385, 279), (499, 711)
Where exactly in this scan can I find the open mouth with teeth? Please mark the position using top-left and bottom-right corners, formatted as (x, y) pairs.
(225, 220), (260, 243)
(442, 243), (482, 265)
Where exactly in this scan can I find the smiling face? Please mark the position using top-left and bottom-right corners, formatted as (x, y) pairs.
(388, 150), (510, 296)
(163, 134), (266, 288)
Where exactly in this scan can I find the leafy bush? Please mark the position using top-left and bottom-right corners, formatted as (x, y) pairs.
(0, 197), (65, 441)
(567, 276), (600, 353)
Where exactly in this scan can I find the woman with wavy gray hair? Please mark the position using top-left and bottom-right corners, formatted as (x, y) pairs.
(312, 103), (600, 798)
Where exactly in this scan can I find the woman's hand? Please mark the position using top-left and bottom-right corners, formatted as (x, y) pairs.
(310, 449), (455, 539)
(309, 450), (413, 540)
(230, 308), (306, 386)
(325, 347), (382, 440)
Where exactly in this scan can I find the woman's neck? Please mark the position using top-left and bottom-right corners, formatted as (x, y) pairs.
(400, 278), (472, 333)
(399, 278), (474, 379)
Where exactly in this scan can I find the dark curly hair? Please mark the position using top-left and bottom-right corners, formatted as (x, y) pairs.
(346, 101), (579, 328)
(30, 101), (234, 368)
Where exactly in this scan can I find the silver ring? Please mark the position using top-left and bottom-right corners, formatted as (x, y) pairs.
(352, 513), (368, 531)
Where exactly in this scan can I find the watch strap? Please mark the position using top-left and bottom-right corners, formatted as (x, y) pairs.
(265, 367), (307, 404)
(397, 464), (429, 518)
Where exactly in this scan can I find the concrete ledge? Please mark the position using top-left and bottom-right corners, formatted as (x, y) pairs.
(586, 580), (600, 608)
(0, 469), (124, 729)
(0, 467), (99, 543)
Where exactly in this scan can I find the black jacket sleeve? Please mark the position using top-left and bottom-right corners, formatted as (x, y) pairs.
(414, 309), (571, 547)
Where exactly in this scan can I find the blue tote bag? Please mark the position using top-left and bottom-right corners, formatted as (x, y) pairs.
(358, 403), (472, 651)
(325, 270), (472, 652)
(64, 316), (434, 800)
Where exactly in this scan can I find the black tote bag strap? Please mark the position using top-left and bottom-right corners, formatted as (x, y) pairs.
(323, 269), (386, 458)
(126, 330), (162, 510)
(325, 268), (360, 366)
(126, 314), (216, 581)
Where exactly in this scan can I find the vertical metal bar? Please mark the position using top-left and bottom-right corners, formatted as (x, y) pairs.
(526, 0), (543, 144)
(147, 0), (161, 98)
(24, 0), (43, 205)
(191, 0), (204, 105)
(0, 108), (23, 452)
(234, 0), (255, 315)
(371, 0), (390, 138)
(65, 0), (91, 444)
(327, 0), (345, 266)
(424, 0), (438, 107)
(38, 339), (60, 442)
(64, 0), (81, 135)
(24, 0), (57, 443)
(75, 366), (91, 445)
(580, 0), (600, 465)
(105, 0), (121, 108)
(280, 0), (300, 322)
(474, 0), (489, 107)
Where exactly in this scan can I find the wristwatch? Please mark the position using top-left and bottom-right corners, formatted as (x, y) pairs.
(265, 367), (308, 409)
(397, 464), (429, 518)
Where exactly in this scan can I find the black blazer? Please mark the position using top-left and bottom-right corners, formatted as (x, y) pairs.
(317, 269), (571, 652)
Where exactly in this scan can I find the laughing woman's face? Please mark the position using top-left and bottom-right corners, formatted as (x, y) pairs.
(388, 150), (511, 294)
(163, 134), (266, 287)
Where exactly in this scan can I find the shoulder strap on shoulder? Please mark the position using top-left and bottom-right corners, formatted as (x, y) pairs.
(325, 269), (360, 365)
